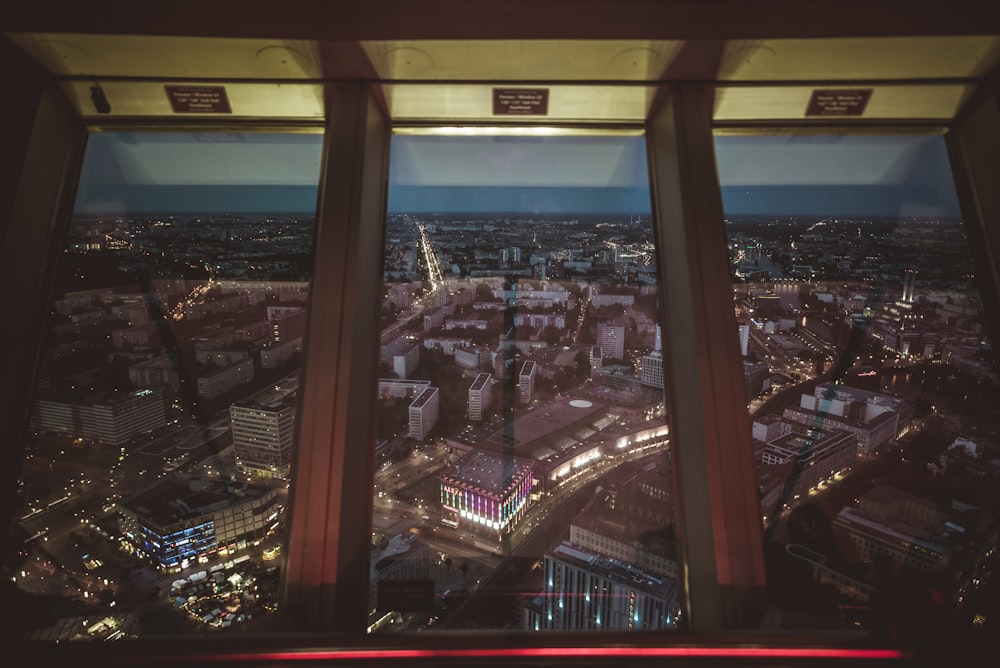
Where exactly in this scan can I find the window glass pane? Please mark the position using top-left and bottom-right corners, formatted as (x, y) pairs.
(715, 133), (1000, 643)
(369, 130), (683, 633)
(12, 130), (322, 640)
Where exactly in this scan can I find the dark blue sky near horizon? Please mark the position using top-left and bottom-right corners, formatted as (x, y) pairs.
(714, 134), (962, 218)
(72, 131), (962, 219)
(384, 134), (653, 215)
(73, 132), (325, 216)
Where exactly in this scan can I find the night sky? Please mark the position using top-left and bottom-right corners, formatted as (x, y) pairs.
(72, 131), (962, 219)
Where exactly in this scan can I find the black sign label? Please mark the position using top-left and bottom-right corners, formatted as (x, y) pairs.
(375, 579), (435, 612)
(165, 86), (232, 114)
(805, 89), (872, 117)
(493, 88), (549, 115)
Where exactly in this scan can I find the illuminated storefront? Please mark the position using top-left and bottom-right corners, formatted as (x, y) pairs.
(439, 450), (534, 538)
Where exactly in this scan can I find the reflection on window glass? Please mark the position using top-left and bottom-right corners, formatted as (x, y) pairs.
(369, 131), (683, 633)
(715, 134), (999, 642)
(12, 131), (322, 640)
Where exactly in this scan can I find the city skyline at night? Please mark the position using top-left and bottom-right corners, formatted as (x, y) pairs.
(9, 129), (997, 642)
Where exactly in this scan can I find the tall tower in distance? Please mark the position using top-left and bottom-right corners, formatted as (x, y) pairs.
(468, 373), (493, 421)
(902, 268), (919, 304)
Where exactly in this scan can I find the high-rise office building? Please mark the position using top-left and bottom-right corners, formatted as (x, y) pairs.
(596, 323), (625, 360)
(468, 373), (492, 421)
(640, 351), (665, 389)
(408, 386), (439, 440)
(525, 541), (678, 631)
(230, 399), (296, 479)
(518, 360), (537, 405)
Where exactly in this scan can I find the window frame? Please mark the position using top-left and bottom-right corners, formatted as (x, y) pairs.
(283, 83), (772, 637)
(4, 71), (999, 665)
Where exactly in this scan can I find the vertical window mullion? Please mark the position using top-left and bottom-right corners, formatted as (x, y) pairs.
(646, 84), (768, 629)
(947, 81), (1000, 355)
(283, 81), (389, 633)
(0, 79), (86, 557)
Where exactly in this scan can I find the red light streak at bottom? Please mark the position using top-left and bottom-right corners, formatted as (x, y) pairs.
(207, 646), (908, 662)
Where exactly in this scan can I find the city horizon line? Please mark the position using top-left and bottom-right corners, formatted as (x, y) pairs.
(69, 210), (965, 222)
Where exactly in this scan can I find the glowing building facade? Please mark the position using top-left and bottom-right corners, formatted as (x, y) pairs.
(439, 450), (534, 538)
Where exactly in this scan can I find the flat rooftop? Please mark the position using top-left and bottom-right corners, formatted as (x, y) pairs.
(550, 541), (677, 595)
(120, 473), (272, 529)
(484, 396), (608, 452)
(440, 450), (533, 495)
(410, 386), (439, 408)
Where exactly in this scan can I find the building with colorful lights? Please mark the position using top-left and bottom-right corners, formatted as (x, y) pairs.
(117, 473), (282, 571)
(438, 449), (534, 539)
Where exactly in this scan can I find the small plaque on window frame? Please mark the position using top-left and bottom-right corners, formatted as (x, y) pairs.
(805, 89), (872, 117)
(493, 88), (550, 116)
(165, 85), (233, 114)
